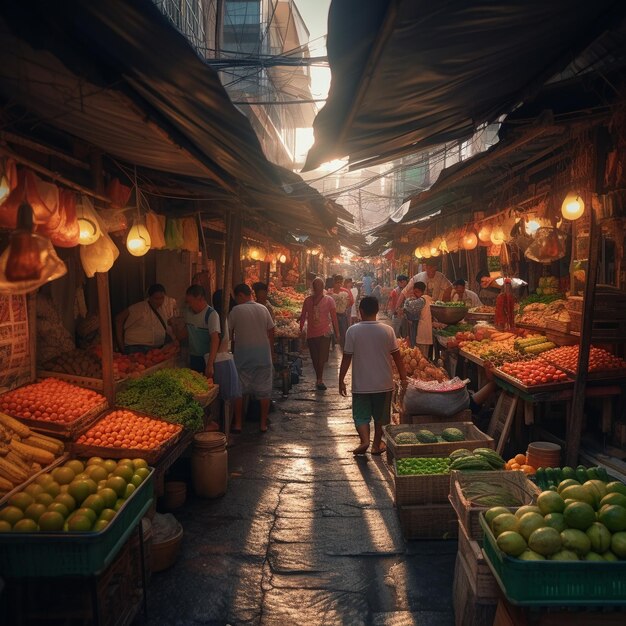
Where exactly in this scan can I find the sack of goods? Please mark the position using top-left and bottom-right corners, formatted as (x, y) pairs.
(402, 376), (470, 417)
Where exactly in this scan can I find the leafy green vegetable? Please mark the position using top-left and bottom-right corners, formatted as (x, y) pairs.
(396, 457), (451, 475)
(117, 370), (204, 431)
(434, 323), (474, 337)
(518, 293), (564, 314)
(158, 368), (210, 395)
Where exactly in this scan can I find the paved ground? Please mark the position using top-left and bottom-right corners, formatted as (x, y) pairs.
(147, 348), (456, 626)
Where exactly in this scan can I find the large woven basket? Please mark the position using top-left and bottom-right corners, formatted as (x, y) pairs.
(397, 503), (457, 540)
(393, 461), (450, 505)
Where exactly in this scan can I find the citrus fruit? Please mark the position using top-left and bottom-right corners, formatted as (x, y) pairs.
(72, 473), (91, 482)
(43, 481), (61, 498)
(59, 484), (69, 494)
(98, 487), (118, 509)
(68, 480), (92, 505)
(135, 467), (150, 480)
(584, 552), (605, 561)
(8, 492), (34, 511)
(24, 484), (44, 498)
(82, 494), (105, 516)
(97, 480), (108, 490)
(47, 502), (69, 518)
(86, 465), (108, 482)
(517, 549), (545, 561)
(485, 507), (510, 525)
(584, 480), (608, 501)
(35, 493), (54, 507)
(106, 476), (127, 497)
(600, 493), (626, 509)
(549, 549), (579, 561)
(586, 522), (611, 553)
(54, 493), (76, 513)
(514, 505), (541, 519)
(113, 498), (125, 511)
(118, 458), (134, 468)
(611, 531), (626, 558)
(52, 466), (75, 485)
(544, 513), (566, 533)
(563, 502), (596, 530)
(65, 459), (85, 475)
(35, 473), (55, 486)
(75, 507), (97, 524)
(102, 459), (117, 473)
(38, 511), (65, 531)
(0, 506), (24, 526)
(598, 505), (626, 532)
(113, 465), (134, 483)
(93, 519), (109, 532)
(528, 527), (561, 556)
(518, 512), (545, 541)
(560, 528), (591, 557)
(492, 513), (519, 537)
(0, 520), (12, 532)
(67, 514), (92, 531)
(24, 503), (47, 523)
(557, 479), (580, 494)
(99, 509), (116, 522)
(497, 531), (527, 556)
(124, 483), (136, 498)
(560, 485), (595, 508)
(86, 457), (104, 466)
(537, 491), (565, 515)
(603, 551), (619, 562)
(131, 474), (143, 487)
(132, 458), (148, 470)
(606, 482), (626, 497)
(13, 518), (38, 532)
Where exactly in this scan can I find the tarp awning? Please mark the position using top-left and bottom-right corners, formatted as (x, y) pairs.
(304, 0), (625, 171)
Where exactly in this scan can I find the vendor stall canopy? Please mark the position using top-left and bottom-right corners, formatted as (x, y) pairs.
(304, 0), (626, 171)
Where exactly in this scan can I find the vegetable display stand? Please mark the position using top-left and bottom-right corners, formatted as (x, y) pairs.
(1, 525), (147, 626)
(384, 422), (494, 462)
(452, 551), (497, 626)
(397, 503), (457, 540)
(480, 515), (626, 606)
(450, 471), (540, 540)
(0, 454), (68, 507)
(392, 461), (450, 505)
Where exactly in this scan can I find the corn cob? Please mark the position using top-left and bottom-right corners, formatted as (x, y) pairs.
(0, 442), (9, 456)
(0, 457), (28, 483)
(26, 431), (64, 447)
(525, 341), (556, 355)
(0, 424), (11, 442)
(31, 462), (41, 473)
(25, 435), (64, 456)
(0, 412), (31, 438)
(7, 450), (31, 474)
(0, 475), (13, 491)
(10, 439), (55, 465)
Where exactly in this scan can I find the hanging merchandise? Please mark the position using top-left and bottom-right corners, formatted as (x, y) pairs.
(477, 223), (492, 244)
(44, 189), (80, 247)
(98, 208), (128, 233)
(181, 217), (200, 252)
(0, 203), (67, 294)
(0, 169), (59, 229)
(126, 217), (151, 257)
(106, 178), (132, 209)
(0, 158), (18, 206)
(76, 195), (102, 245)
(146, 211), (167, 249)
(524, 227), (567, 264)
(80, 212), (119, 277)
(165, 218), (185, 250)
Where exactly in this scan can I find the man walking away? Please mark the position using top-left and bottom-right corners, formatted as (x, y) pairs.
(339, 297), (407, 456)
(229, 284), (276, 432)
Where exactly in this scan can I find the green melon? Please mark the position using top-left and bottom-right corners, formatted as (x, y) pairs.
(441, 428), (465, 442)
(416, 429), (438, 444)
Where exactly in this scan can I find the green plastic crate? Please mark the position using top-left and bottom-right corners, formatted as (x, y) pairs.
(0, 469), (154, 578)
(480, 514), (626, 606)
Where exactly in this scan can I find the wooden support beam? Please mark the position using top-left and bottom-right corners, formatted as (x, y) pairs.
(27, 292), (37, 384)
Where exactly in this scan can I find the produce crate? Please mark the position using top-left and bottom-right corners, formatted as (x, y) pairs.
(450, 470), (540, 540)
(397, 502), (457, 540)
(11, 399), (108, 440)
(400, 408), (473, 425)
(453, 552), (498, 626)
(384, 422), (494, 462)
(71, 409), (183, 466)
(393, 460), (450, 505)
(456, 513), (499, 601)
(0, 468), (154, 578)
(545, 318), (570, 334)
(480, 514), (626, 606)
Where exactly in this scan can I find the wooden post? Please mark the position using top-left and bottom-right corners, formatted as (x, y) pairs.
(27, 292), (37, 383)
(565, 128), (610, 466)
(91, 151), (116, 405)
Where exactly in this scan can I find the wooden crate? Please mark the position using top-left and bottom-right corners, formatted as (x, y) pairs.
(405, 408), (472, 425)
(449, 470), (540, 540)
(393, 461), (450, 505)
(545, 318), (570, 334)
(384, 421), (494, 462)
(457, 515), (499, 601)
(453, 553), (498, 626)
(397, 502), (458, 540)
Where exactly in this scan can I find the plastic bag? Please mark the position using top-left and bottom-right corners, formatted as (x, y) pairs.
(525, 228), (567, 264)
(165, 218), (184, 250)
(106, 178), (132, 208)
(0, 169), (59, 229)
(44, 189), (80, 247)
(402, 383), (469, 418)
(80, 214), (119, 278)
(181, 217), (199, 252)
(146, 212), (166, 249)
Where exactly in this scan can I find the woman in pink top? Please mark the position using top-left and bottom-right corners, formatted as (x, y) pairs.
(300, 277), (340, 390)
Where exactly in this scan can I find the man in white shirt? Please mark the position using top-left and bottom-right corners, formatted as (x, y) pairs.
(451, 279), (482, 308)
(229, 283), (276, 433)
(339, 296), (407, 456)
(396, 262), (452, 310)
(115, 284), (176, 354)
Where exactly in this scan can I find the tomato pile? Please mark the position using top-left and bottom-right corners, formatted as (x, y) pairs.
(542, 345), (626, 373)
(75, 409), (181, 450)
(0, 379), (106, 423)
(499, 359), (568, 386)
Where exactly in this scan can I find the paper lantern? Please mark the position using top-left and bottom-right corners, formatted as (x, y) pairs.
(126, 219), (151, 257)
(478, 224), (492, 242)
(561, 191), (585, 220)
(462, 231), (478, 250)
(77, 197), (101, 245)
(278, 254), (287, 264)
(414, 246), (422, 258)
(490, 226), (506, 245)
(422, 247), (431, 259)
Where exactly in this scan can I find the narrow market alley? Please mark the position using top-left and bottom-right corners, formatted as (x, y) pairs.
(147, 349), (456, 626)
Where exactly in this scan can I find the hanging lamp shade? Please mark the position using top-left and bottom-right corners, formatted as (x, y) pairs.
(76, 196), (102, 245)
(462, 230), (478, 250)
(478, 224), (492, 242)
(126, 218), (151, 257)
(490, 226), (506, 245)
(561, 191), (585, 220)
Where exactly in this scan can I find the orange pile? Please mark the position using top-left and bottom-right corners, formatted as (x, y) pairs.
(505, 453), (536, 475)
(541, 345), (626, 373)
(76, 409), (181, 450)
(0, 379), (105, 424)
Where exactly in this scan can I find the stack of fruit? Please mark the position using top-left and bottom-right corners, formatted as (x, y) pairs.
(485, 474), (626, 561)
(0, 457), (149, 533)
(398, 340), (448, 382)
(498, 359), (569, 387)
(449, 448), (506, 471)
(541, 345), (626, 374)
(504, 453), (537, 475)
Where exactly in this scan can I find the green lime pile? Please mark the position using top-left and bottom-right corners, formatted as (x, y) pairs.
(397, 457), (451, 476)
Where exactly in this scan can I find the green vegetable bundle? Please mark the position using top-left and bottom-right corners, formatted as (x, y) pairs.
(396, 457), (451, 476)
(117, 370), (204, 431)
(158, 368), (210, 395)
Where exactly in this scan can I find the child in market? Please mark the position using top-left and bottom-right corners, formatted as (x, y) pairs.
(339, 297), (407, 456)
(403, 281), (433, 358)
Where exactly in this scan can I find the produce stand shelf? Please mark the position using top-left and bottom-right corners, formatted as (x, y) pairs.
(458, 349), (487, 368)
(0, 468), (154, 578)
(480, 515), (626, 606)
(493, 368), (574, 394)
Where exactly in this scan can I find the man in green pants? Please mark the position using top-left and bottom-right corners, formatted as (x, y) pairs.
(339, 296), (407, 456)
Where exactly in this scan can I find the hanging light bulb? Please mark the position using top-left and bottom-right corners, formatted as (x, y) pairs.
(525, 219), (541, 236)
(478, 224), (492, 242)
(490, 225), (506, 245)
(561, 191), (585, 220)
(439, 238), (449, 254)
(414, 246), (422, 258)
(422, 247), (431, 259)
(76, 196), (101, 245)
(279, 254), (287, 264)
(462, 230), (478, 250)
(432, 236), (442, 250)
(0, 175), (10, 203)
(429, 243), (440, 257)
(126, 218), (151, 257)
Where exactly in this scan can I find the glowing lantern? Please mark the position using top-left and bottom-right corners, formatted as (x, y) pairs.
(462, 231), (478, 250)
(478, 224), (492, 242)
(278, 254), (287, 263)
(561, 191), (585, 220)
(76, 196), (101, 245)
(126, 219), (151, 257)
(490, 226), (506, 245)
(525, 219), (541, 236)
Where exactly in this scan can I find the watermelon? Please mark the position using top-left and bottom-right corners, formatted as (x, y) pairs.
(441, 428), (465, 442)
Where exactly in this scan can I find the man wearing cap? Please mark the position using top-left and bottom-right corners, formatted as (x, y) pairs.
(396, 262), (452, 311)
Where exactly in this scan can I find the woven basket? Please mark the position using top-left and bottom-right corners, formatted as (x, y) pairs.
(545, 318), (570, 334)
(457, 515), (499, 600)
(397, 503), (458, 540)
(449, 470), (540, 540)
(393, 461), (451, 505)
(384, 422), (493, 462)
